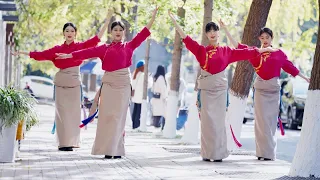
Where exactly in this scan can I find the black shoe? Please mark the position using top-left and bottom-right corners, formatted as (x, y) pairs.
(202, 158), (211, 162)
(258, 157), (272, 161)
(113, 156), (121, 159)
(105, 155), (112, 159)
(58, 147), (73, 151)
(213, 159), (222, 162)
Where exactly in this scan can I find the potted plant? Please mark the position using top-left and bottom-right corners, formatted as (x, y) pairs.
(0, 86), (38, 163)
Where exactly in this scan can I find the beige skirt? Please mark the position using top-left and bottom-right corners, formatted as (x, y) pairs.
(198, 70), (229, 160)
(254, 76), (280, 160)
(91, 68), (131, 156)
(54, 66), (81, 148)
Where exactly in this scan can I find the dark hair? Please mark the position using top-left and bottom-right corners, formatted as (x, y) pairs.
(111, 21), (125, 31)
(63, 22), (77, 32)
(154, 65), (166, 85)
(205, 22), (219, 33)
(259, 27), (273, 38)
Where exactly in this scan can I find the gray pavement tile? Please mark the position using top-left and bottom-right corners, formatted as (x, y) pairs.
(2, 104), (306, 180)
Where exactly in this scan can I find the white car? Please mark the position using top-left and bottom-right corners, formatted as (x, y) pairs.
(20, 76), (54, 100)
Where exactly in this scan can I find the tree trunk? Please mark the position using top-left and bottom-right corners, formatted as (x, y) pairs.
(139, 38), (151, 132)
(130, 0), (139, 71)
(106, 0), (117, 44)
(230, 0), (273, 97)
(121, 2), (133, 41)
(89, 74), (97, 91)
(142, 39), (150, 100)
(201, 0), (213, 46)
(227, 65), (234, 87)
(82, 73), (89, 92)
(289, 1), (320, 177)
(181, 0), (212, 144)
(195, 0), (213, 90)
(226, 0), (273, 151)
(169, 6), (185, 92)
(163, 2), (186, 138)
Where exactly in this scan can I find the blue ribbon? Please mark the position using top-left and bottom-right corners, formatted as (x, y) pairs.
(51, 85), (56, 134)
(79, 110), (98, 128)
(51, 121), (56, 134)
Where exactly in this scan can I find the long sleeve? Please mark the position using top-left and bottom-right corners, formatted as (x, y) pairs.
(71, 45), (106, 61)
(148, 75), (153, 89)
(182, 36), (206, 67)
(127, 27), (151, 50)
(132, 78), (137, 90)
(226, 46), (260, 64)
(29, 46), (58, 61)
(132, 72), (141, 90)
(237, 43), (249, 49)
(282, 53), (299, 77)
(159, 76), (167, 100)
(77, 35), (101, 49)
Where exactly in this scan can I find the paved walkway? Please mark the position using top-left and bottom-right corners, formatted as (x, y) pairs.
(0, 104), (313, 180)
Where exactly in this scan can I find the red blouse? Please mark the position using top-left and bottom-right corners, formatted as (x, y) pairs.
(182, 36), (260, 74)
(29, 36), (100, 69)
(238, 43), (299, 80)
(71, 27), (151, 72)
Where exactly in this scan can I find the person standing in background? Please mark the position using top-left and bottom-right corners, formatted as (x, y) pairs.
(131, 60), (145, 129)
(151, 65), (167, 130)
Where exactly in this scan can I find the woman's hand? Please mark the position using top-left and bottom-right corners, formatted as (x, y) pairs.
(151, 6), (159, 20)
(218, 19), (227, 30)
(258, 47), (278, 53)
(106, 8), (114, 20)
(305, 77), (310, 83)
(168, 10), (176, 22)
(168, 10), (187, 39)
(11, 50), (29, 56)
(299, 73), (310, 83)
(146, 6), (159, 30)
(55, 53), (73, 59)
(11, 50), (20, 56)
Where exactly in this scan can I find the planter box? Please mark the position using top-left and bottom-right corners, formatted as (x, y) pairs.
(0, 124), (18, 163)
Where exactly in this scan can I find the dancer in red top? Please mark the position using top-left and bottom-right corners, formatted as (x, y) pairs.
(12, 10), (113, 151)
(56, 7), (158, 159)
(221, 21), (309, 161)
(168, 11), (275, 162)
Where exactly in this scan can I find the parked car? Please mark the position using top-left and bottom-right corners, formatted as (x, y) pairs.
(243, 88), (255, 124)
(20, 76), (54, 100)
(279, 78), (308, 130)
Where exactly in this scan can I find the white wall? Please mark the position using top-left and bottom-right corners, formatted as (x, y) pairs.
(0, 12), (7, 87)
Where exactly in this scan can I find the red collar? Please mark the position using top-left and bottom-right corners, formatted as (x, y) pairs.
(206, 44), (219, 50)
(63, 41), (75, 46)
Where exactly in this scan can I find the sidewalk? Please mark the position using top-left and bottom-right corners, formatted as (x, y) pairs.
(0, 104), (307, 180)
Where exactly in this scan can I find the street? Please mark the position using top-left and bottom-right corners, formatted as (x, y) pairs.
(36, 98), (303, 163)
(1, 104), (312, 180)
(240, 121), (301, 163)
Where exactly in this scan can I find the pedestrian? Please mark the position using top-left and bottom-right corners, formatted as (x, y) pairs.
(12, 11), (112, 151)
(222, 22), (310, 160)
(56, 7), (158, 159)
(150, 65), (167, 130)
(168, 11), (275, 162)
(131, 60), (145, 129)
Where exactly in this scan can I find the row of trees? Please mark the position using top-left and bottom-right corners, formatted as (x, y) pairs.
(14, 0), (317, 74)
